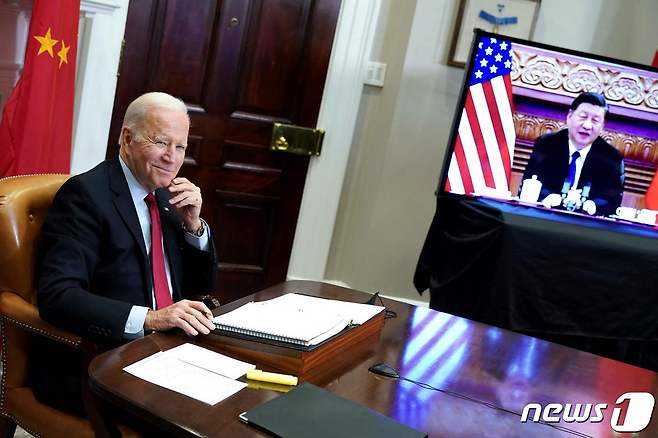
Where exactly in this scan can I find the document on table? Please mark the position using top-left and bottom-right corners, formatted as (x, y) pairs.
(123, 343), (256, 405)
(164, 343), (256, 379)
(213, 293), (385, 347)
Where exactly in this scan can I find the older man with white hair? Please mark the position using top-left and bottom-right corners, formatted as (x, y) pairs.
(34, 92), (217, 413)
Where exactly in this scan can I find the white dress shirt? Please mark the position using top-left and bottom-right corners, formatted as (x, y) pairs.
(567, 139), (592, 189)
(119, 157), (209, 337)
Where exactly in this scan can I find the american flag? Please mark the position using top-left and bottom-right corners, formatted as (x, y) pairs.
(446, 37), (516, 195)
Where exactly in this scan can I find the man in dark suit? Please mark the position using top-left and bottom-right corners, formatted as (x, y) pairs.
(34, 92), (217, 412)
(521, 92), (624, 217)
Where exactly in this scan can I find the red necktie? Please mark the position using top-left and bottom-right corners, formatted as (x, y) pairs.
(145, 193), (173, 309)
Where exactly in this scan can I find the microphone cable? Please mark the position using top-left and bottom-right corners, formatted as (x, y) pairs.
(363, 291), (397, 319)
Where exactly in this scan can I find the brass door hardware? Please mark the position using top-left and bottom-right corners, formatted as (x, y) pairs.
(270, 123), (325, 156)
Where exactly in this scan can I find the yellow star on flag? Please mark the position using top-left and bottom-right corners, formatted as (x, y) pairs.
(57, 41), (70, 68)
(34, 27), (59, 58)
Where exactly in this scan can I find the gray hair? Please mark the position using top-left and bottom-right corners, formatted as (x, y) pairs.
(118, 92), (189, 145)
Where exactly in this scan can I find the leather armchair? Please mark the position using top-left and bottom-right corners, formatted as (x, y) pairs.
(0, 175), (136, 437)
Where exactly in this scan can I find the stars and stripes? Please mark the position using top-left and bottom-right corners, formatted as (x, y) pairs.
(446, 37), (516, 196)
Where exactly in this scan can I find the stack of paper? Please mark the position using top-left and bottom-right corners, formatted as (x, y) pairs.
(123, 343), (255, 405)
(213, 293), (385, 347)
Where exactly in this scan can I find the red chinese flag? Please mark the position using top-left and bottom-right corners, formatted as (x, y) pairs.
(0, 0), (80, 177)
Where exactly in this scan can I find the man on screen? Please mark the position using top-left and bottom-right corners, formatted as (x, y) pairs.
(521, 92), (624, 216)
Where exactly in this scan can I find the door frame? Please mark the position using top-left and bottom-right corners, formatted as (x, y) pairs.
(70, 0), (383, 282)
(286, 0), (382, 281)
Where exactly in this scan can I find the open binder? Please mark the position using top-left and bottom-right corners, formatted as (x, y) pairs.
(240, 383), (427, 438)
(213, 293), (384, 350)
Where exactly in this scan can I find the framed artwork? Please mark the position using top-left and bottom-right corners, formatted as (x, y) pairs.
(448, 0), (542, 67)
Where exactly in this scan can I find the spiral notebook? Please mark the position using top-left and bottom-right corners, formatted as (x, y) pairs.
(212, 293), (384, 348)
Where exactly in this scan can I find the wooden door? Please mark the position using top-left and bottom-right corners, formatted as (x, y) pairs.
(106, 0), (341, 303)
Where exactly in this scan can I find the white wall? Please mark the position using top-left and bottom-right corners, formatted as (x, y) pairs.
(533, 0), (607, 53)
(324, 0), (658, 303)
(615, 0), (658, 64)
(326, 0), (440, 302)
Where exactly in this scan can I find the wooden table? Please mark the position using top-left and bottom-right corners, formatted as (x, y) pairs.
(88, 281), (658, 437)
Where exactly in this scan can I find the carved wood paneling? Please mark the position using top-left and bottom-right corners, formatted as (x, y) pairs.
(512, 43), (658, 117)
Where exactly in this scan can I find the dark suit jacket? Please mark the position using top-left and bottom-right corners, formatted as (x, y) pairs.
(37, 157), (217, 344)
(521, 129), (624, 216)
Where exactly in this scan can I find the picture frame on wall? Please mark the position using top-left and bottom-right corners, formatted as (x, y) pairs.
(447, 0), (542, 68)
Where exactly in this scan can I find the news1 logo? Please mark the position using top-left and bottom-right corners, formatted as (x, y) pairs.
(521, 392), (655, 432)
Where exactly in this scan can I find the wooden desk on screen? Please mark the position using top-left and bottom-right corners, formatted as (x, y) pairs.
(88, 281), (658, 437)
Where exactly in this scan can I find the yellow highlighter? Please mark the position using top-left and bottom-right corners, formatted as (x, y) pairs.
(246, 369), (298, 386)
(247, 380), (292, 393)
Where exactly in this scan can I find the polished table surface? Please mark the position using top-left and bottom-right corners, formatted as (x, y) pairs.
(89, 281), (658, 437)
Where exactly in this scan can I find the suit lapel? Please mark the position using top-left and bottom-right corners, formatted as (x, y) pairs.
(578, 139), (602, 189)
(156, 189), (183, 301)
(554, 131), (571, 185)
(109, 157), (152, 306)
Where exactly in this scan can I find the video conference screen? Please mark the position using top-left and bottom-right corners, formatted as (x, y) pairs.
(441, 29), (658, 228)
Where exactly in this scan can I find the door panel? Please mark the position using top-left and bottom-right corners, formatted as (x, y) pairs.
(149, 0), (217, 102)
(107, 0), (341, 303)
(237, 1), (310, 117)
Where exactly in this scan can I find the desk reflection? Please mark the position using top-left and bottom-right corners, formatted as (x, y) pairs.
(391, 307), (657, 438)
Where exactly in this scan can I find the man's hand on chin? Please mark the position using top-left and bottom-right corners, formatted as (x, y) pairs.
(168, 177), (203, 232)
(144, 300), (215, 336)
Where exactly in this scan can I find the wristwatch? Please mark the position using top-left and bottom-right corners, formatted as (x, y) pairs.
(184, 219), (205, 237)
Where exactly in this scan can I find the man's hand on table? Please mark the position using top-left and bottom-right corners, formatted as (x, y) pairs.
(144, 300), (215, 336)
(542, 193), (562, 209)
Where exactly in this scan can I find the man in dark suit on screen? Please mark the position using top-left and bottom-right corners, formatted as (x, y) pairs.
(34, 92), (217, 412)
(521, 92), (624, 216)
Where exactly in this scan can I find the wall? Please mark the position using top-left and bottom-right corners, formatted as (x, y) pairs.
(325, 0), (658, 303)
(612, 0), (658, 65)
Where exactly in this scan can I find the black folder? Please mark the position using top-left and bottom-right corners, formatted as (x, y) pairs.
(240, 383), (427, 438)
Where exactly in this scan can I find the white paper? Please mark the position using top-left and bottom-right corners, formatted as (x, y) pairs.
(214, 299), (348, 344)
(261, 293), (385, 325)
(212, 293), (384, 346)
(163, 343), (255, 379)
(123, 346), (252, 405)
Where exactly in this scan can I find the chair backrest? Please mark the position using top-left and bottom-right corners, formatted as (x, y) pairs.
(0, 175), (69, 304)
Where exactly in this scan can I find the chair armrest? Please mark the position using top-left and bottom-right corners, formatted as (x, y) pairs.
(0, 290), (82, 348)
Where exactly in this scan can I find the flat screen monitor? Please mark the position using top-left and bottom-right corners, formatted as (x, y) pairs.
(440, 29), (658, 229)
